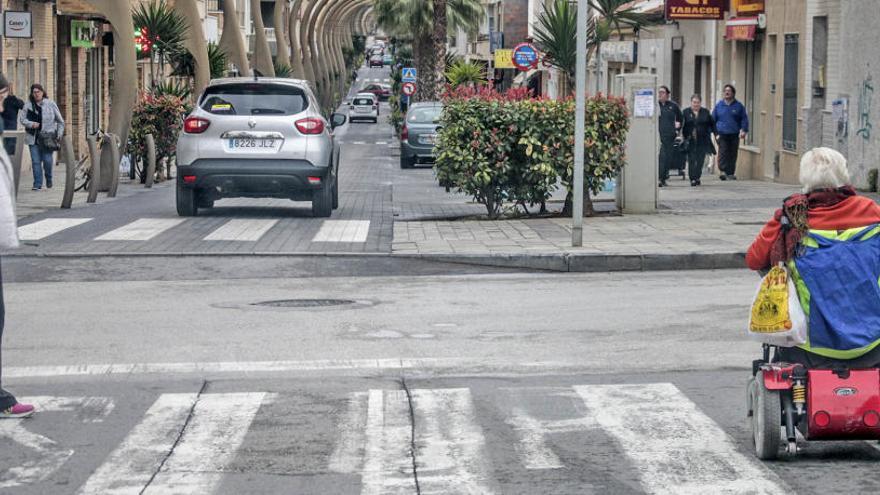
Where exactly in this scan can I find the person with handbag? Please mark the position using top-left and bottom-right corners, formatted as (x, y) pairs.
(681, 94), (716, 187)
(746, 147), (880, 368)
(0, 73), (34, 418)
(19, 83), (64, 191)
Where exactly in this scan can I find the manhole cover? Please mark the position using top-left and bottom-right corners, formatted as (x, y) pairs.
(252, 299), (356, 308)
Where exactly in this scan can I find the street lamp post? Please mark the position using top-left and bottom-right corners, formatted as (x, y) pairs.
(571, 0), (587, 247)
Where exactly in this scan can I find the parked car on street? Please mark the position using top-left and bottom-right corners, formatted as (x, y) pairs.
(399, 102), (443, 169)
(348, 93), (379, 123)
(361, 83), (391, 101)
(369, 55), (384, 68)
(383, 54), (393, 66)
(176, 78), (346, 217)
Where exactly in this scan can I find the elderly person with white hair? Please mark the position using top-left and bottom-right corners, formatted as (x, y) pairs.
(747, 147), (880, 368)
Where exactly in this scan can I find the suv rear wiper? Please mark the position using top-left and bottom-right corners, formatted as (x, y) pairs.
(251, 108), (285, 115)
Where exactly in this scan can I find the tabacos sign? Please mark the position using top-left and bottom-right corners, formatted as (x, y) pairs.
(665, 0), (726, 20)
(4, 11), (33, 39)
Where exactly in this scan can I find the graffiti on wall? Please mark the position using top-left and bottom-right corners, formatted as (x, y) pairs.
(856, 74), (873, 140)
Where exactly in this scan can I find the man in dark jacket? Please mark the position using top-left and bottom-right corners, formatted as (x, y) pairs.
(657, 85), (682, 187)
(0, 88), (23, 157)
(712, 84), (749, 180)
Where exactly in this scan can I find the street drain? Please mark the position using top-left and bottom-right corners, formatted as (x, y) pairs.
(252, 299), (357, 308)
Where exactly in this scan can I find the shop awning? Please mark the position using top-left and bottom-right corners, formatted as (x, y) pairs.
(725, 17), (759, 41)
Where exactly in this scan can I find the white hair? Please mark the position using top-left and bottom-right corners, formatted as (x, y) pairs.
(799, 147), (850, 193)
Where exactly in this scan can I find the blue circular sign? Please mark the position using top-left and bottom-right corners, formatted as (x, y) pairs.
(512, 43), (539, 71)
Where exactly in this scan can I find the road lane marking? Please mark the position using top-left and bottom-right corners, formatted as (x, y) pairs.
(20, 396), (115, 423)
(145, 393), (267, 493)
(506, 408), (565, 470)
(329, 391), (368, 473)
(18, 218), (92, 240)
(375, 141), (388, 145)
(361, 389), (415, 494)
(95, 218), (185, 241)
(352, 141), (367, 145)
(312, 220), (370, 243)
(412, 388), (494, 494)
(574, 383), (790, 494)
(204, 219), (278, 241)
(78, 393), (266, 494)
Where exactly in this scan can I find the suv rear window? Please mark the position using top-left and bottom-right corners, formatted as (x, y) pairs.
(200, 83), (308, 116)
(407, 107), (442, 124)
(353, 97), (374, 106)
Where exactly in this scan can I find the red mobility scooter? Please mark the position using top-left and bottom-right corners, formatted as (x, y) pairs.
(748, 343), (880, 459)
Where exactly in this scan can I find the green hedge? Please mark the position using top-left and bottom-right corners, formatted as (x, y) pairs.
(435, 87), (629, 218)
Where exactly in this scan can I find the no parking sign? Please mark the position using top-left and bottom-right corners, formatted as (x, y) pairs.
(402, 82), (416, 96)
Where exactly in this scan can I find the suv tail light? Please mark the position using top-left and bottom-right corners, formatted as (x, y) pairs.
(401, 124), (408, 141)
(295, 118), (325, 135)
(184, 117), (210, 134)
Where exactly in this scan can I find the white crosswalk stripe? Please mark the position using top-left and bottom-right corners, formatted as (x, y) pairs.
(312, 220), (370, 243)
(95, 218), (185, 241)
(203, 219), (278, 241)
(574, 383), (790, 494)
(18, 218), (92, 240)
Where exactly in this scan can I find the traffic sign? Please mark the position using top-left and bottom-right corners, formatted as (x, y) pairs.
(401, 67), (417, 83)
(512, 43), (539, 71)
(402, 82), (416, 96)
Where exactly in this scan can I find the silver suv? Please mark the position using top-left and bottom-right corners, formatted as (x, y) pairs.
(176, 78), (346, 217)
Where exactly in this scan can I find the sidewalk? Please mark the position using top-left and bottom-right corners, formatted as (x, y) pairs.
(392, 174), (880, 272)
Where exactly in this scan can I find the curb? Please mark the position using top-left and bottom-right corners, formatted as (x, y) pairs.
(2, 250), (748, 272)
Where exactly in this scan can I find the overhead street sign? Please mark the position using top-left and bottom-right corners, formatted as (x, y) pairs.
(401, 67), (417, 83)
(402, 82), (416, 96)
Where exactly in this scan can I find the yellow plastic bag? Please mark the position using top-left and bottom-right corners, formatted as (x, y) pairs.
(748, 264), (807, 346)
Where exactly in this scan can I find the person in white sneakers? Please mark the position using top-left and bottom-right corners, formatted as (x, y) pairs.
(0, 73), (33, 419)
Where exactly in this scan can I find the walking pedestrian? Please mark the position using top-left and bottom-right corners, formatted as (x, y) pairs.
(682, 94), (716, 187)
(657, 85), (682, 187)
(0, 73), (34, 419)
(19, 84), (65, 191)
(712, 84), (749, 181)
(1, 85), (24, 157)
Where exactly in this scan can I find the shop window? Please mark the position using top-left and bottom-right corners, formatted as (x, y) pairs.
(744, 39), (762, 146)
(782, 34), (799, 151)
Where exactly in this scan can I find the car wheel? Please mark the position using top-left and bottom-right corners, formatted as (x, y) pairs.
(400, 154), (413, 169)
(312, 182), (333, 217)
(197, 194), (214, 209)
(176, 184), (198, 217)
(332, 175), (339, 210)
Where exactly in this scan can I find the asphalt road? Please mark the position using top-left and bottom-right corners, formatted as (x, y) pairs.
(3, 269), (879, 494)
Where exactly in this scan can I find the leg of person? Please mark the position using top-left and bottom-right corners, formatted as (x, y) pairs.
(688, 149), (705, 185)
(727, 135), (740, 179)
(44, 148), (54, 189)
(29, 144), (43, 190)
(3, 137), (15, 157)
(717, 134), (735, 178)
(658, 139), (672, 186)
(0, 256), (33, 417)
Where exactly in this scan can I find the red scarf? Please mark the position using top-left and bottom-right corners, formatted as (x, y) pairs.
(769, 186), (856, 265)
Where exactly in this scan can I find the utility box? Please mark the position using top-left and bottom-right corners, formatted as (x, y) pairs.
(614, 74), (658, 214)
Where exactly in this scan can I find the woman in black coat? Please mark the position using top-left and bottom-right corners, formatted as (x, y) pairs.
(681, 94), (716, 186)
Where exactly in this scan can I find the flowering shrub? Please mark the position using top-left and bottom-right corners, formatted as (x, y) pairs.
(129, 90), (189, 180)
(434, 86), (628, 217)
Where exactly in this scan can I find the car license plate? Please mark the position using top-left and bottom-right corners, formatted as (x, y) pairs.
(356, 106), (372, 113)
(228, 137), (279, 150)
(419, 134), (437, 145)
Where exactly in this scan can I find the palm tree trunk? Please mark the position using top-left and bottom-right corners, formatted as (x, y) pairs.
(414, 32), (432, 102)
(429, 0), (448, 101)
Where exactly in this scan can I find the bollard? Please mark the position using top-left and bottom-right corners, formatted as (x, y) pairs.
(145, 134), (156, 188)
(86, 135), (100, 203)
(60, 135), (76, 209)
(106, 133), (121, 198)
(8, 130), (25, 196)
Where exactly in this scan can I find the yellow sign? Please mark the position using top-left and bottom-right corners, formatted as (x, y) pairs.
(734, 0), (765, 15)
(494, 49), (514, 69)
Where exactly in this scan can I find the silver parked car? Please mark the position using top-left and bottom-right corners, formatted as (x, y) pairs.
(176, 77), (346, 217)
(400, 102), (442, 169)
(348, 93), (379, 123)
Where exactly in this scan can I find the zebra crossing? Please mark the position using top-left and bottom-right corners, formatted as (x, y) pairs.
(17, 217), (374, 245)
(1, 382), (796, 494)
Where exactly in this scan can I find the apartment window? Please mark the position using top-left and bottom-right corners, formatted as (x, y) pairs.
(782, 34), (799, 151)
(744, 40), (762, 146)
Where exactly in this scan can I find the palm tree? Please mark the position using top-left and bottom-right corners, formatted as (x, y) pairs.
(446, 61), (485, 88)
(132, 0), (188, 87)
(373, 0), (481, 101)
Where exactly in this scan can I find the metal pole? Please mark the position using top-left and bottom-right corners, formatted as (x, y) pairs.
(572, 0), (587, 247)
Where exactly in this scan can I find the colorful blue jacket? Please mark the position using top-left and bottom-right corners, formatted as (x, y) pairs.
(712, 99), (749, 135)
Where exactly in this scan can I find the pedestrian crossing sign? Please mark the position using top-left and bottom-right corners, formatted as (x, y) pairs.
(401, 67), (417, 83)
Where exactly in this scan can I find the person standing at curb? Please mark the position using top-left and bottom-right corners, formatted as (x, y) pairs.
(712, 84), (748, 181)
(682, 94), (716, 187)
(19, 83), (65, 191)
(657, 85), (682, 188)
(0, 73), (34, 419)
(1, 85), (23, 157)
